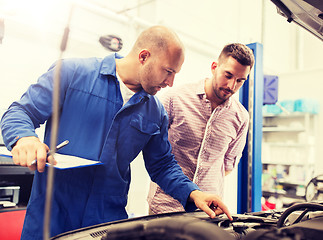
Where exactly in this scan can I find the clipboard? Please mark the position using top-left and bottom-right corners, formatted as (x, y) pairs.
(49, 153), (103, 169)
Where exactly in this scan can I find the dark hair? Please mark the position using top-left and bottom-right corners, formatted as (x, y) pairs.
(218, 43), (255, 68)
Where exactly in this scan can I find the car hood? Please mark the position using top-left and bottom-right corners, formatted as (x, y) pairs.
(270, 0), (323, 41)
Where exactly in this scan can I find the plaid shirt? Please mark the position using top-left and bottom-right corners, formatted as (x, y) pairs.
(147, 79), (249, 214)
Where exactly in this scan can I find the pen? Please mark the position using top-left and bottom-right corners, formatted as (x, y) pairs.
(31, 140), (69, 165)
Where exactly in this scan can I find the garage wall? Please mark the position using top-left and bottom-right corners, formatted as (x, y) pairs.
(261, 0), (323, 180)
(278, 69), (323, 175)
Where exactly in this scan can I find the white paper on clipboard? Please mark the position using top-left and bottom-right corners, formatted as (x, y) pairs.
(49, 153), (102, 169)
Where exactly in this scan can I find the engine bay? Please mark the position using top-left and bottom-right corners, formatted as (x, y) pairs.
(52, 201), (323, 240)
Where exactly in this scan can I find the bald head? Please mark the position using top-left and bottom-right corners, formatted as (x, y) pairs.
(116, 25), (185, 94)
(131, 25), (184, 56)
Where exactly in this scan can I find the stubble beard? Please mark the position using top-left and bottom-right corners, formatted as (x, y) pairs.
(213, 82), (230, 104)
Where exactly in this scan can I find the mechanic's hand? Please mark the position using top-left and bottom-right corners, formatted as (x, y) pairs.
(189, 190), (233, 221)
(11, 136), (55, 172)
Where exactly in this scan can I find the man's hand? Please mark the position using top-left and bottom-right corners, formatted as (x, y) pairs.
(189, 190), (233, 221)
(11, 136), (55, 172)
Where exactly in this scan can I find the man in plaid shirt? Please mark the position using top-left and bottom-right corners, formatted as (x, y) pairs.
(148, 43), (254, 214)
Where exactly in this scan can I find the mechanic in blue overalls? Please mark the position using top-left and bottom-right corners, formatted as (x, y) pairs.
(1, 25), (232, 240)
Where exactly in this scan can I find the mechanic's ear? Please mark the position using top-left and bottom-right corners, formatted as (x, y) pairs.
(139, 49), (150, 64)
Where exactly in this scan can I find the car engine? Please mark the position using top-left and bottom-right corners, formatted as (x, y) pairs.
(51, 201), (323, 240)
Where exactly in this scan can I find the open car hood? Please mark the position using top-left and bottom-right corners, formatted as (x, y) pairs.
(270, 0), (323, 41)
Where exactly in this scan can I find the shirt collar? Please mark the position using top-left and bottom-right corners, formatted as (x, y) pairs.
(100, 53), (152, 101)
(222, 96), (232, 108)
(100, 53), (123, 76)
(137, 88), (152, 100)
